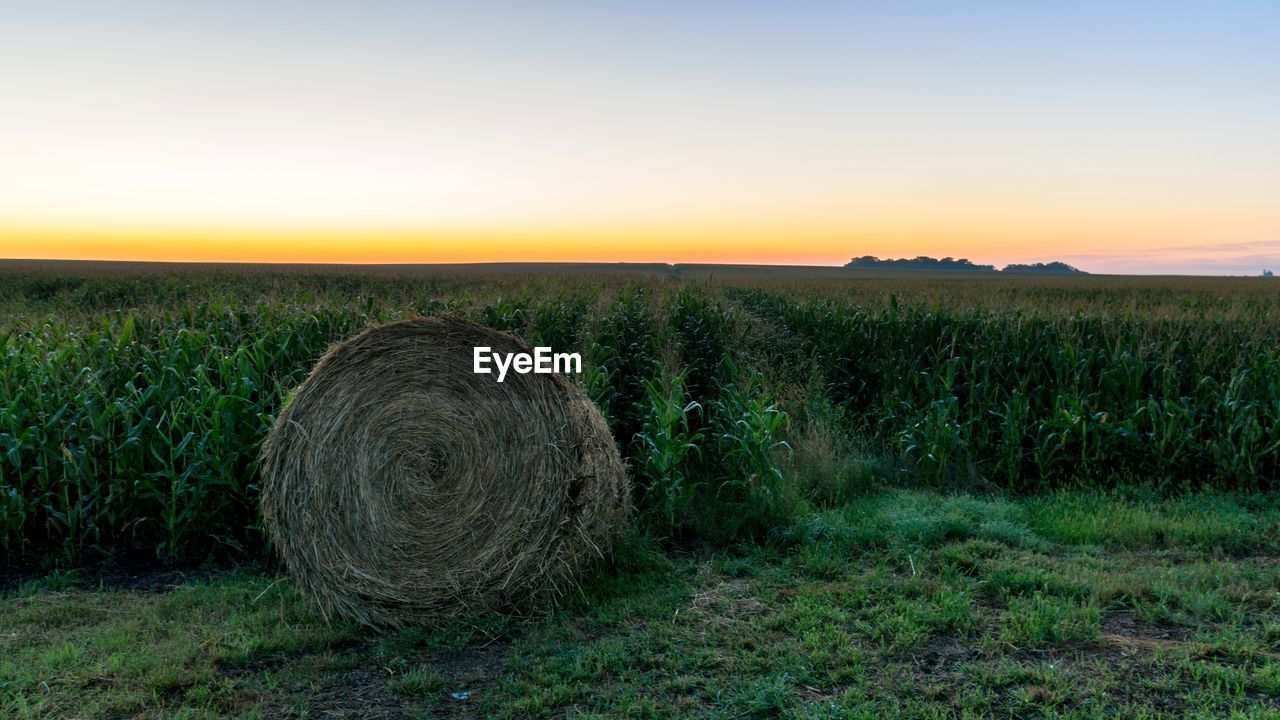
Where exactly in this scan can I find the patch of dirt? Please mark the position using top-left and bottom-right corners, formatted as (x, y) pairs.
(1031, 646), (1190, 716)
(910, 632), (981, 681)
(856, 610), (1222, 716)
(251, 637), (510, 720)
(217, 653), (294, 681)
(217, 636), (366, 680)
(1100, 610), (1192, 656)
(258, 665), (416, 720)
(687, 578), (769, 621)
(683, 560), (769, 617)
(797, 682), (848, 705)
(429, 638), (510, 679)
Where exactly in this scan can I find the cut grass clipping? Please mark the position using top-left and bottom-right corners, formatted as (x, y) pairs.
(260, 317), (630, 627)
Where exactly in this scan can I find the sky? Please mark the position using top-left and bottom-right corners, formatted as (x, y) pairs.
(1, 1), (1277, 274)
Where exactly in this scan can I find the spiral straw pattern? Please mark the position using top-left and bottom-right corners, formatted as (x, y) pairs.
(261, 317), (629, 627)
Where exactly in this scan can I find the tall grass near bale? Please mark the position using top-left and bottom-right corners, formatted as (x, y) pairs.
(787, 401), (887, 508)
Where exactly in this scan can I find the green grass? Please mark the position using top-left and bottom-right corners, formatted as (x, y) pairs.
(5, 488), (1280, 719)
(1025, 490), (1280, 553)
(4, 265), (1280, 716)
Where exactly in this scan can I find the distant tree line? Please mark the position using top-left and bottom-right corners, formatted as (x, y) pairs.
(845, 256), (1086, 274)
(1001, 261), (1086, 274)
(846, 256), (995, 271)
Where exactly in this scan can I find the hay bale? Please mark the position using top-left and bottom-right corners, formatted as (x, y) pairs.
(260, 317), (630, 627)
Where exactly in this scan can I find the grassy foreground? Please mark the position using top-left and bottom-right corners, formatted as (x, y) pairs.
(5, 489), (1280, 719)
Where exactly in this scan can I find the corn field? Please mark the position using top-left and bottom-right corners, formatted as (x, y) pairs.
(2, 265), (1279, 568)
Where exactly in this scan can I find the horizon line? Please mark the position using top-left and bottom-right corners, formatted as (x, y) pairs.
(6, 256), (1277, 278)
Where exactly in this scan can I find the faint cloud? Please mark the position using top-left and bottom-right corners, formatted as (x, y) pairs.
(1014, 239), (1280, 276)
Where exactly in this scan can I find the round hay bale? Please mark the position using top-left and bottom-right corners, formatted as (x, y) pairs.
(260, 317), (630, 627)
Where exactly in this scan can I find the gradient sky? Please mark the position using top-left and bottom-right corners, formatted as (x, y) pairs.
(2, 1), (1277, 273)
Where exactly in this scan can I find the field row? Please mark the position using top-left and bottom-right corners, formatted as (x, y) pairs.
(2, 270), (1279, 567)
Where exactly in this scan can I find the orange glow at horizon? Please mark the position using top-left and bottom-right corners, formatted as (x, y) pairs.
(4, 210), (1277, 269)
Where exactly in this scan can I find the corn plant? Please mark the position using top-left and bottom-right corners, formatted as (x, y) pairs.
(703, 358), (797, 540)
(633, 374), (703, 535)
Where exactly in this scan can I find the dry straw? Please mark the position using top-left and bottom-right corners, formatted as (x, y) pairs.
(261, 317), (630, 627)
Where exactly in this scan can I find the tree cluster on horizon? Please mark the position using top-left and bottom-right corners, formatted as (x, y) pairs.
(845, 256), (1087, 274)
(1001, 261), (1086, 274)
(845, 256), (996, 271)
